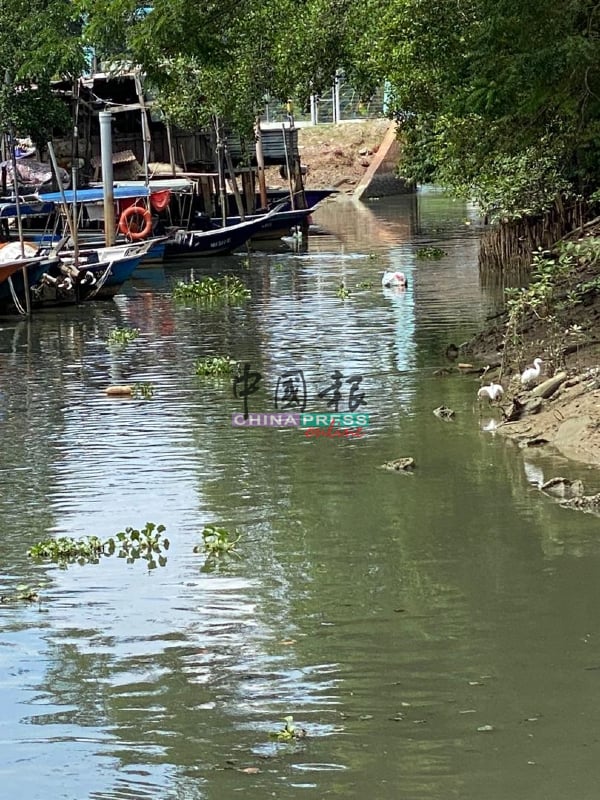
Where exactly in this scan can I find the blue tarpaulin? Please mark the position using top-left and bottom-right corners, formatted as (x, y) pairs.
(0, 201), (55, 218)
(38, 186), (151, 204)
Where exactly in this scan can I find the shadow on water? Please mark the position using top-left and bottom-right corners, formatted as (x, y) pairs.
(1, 190), (599, 800)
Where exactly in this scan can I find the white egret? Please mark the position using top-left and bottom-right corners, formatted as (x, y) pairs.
(520, 358), (543, 387)
(382, 271), (408, 288)
(477, 383), (504, 402)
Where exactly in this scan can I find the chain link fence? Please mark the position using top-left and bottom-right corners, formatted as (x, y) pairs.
(261, 81), (387, 125)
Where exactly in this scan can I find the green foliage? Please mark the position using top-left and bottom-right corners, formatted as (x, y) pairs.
(195, 355), (237, 377)
(0, 1), (85, 146)
(416, 247), (447, 260)
(347, 0), (600, 217)
(113, 523), (169, 569)
(28, 535), (106, 566)
(356, 280), (373, 289)
(75, 0), (600, 217)
(269, 715), (307, 741)
(336, 282), (351, 299)
(194, 524), (241, 556)
(131, 382), (154, 399)
(80, 0), (360, 134)
(172, 276), (250, 303)
(108, 327), (140, 345)
(28, 523), (168, 569)
(502, 238), (600, 369)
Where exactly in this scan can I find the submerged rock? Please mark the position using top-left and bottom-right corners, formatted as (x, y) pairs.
(541, 477), (585, 498)
(433, 405), (455, 421)
(560, 493), (600, 514)
(380, 457), (415, 472)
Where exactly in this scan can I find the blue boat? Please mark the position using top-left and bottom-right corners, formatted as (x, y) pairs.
(38, 185), (166, 264)
(0, 258), (51, 315)
(163, 207), (283, 259)
(27, 250), (142, 307)
(211, 206), (317, 241)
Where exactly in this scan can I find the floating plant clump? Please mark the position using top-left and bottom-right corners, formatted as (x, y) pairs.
(28, 535), (106, 565)
(132, 382), (155, 399)
(195, 356), (237, 377)
(416, 247), (447, 260)
(269, 716), (307, 741)
(172, 276), (250, 303)
(108, 327), (140, 345)
(194, 524), (242, 556)
(28, 523), (168, 569)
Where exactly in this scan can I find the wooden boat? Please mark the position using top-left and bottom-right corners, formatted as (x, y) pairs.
(0, 256), (52, 315)
(163, 206), (283, 259)
(210, 206), (317, 241)
(266, 188), (338, 210)
(29, 250), (143, 306)
(37, 185), (172, 264)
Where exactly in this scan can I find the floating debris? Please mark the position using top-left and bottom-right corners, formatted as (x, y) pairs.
(269, 715), (307, 741)
(380, 457), (415, 472)
(105, 385), (134, 396)
(433, 405), (455, 421)
(541, 477), (585, 498)
(560, 493), (600, 515)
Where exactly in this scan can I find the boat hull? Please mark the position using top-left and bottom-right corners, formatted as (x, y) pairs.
(0, 261), (50, 315)
(29, 253), (141, 307)
(211, 207), (315, 240)
(164, 212), (278, 259)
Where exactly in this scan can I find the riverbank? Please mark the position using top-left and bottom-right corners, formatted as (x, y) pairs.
(463, 234), (600, 472)
(265, 118), (391, 192)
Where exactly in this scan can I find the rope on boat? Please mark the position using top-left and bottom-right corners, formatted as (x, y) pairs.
(86, 262), (113, 299)
(7, 276), (27, 316)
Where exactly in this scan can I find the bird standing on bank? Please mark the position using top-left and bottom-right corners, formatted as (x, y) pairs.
(520, 358), (543, 387)
(477, 383), (504, 402)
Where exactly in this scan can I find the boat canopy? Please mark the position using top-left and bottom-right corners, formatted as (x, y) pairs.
(37, 186), (152, 204)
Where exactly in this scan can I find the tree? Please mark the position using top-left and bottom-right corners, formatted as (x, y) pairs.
(80, 0), (357, 134)
(347, 0), (600, 221)
(0, 0), (86, 147)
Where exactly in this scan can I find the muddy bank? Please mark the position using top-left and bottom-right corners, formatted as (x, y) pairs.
(463, 237), (600, 471)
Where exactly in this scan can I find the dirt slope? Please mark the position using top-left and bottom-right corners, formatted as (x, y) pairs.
(265, 118), (392, 192)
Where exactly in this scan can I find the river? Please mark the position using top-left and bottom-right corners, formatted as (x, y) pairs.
(1, 189), (600, 800)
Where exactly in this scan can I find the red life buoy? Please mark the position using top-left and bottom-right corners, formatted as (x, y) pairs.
(118, 205), (153, 240)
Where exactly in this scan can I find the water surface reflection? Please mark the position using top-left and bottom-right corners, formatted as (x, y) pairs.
(1, 192), (599, 800)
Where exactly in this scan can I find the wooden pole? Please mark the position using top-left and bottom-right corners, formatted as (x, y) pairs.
(134, 71), (151, 189)
(215, 117), (227, 225)
(254, 117), (268, 209)
(281, 123), (295, 210)
(165, 122), (177, 177)
(9, 128), (30, 315)
(224, 144), (245, 220)
(47, 141), (76, 244)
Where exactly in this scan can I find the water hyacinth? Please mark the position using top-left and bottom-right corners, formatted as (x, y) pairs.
(195, 356), (237, 377)
(172, 276), (250, 303)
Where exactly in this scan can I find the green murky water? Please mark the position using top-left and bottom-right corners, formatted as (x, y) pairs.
(1, 190), (599, 800)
